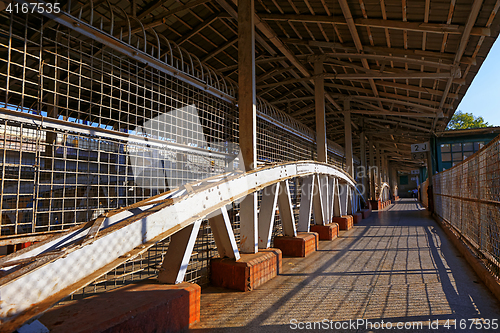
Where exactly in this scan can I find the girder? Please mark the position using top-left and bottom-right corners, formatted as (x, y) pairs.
(0, 161), (363, 331)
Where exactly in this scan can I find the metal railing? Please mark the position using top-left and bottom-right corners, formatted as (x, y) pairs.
(0, 160), (364, 331)
(0, 4), (357, 317)
(433, 134), (500, 279)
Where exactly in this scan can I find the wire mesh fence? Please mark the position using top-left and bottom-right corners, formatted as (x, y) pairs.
(0, 9), (353, 300)
(433, 134), (500, 279)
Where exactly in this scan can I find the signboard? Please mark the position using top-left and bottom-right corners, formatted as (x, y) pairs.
(411, 177), (417, 181)
(411, 170), (420, 175)
(411, 142), (429, 153)
(411, 152), (426, 160)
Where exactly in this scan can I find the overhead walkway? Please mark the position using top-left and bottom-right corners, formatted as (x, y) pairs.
(190, 199), (500, 333)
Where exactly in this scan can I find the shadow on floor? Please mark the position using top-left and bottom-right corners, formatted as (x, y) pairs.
(191, 199), (500, 332)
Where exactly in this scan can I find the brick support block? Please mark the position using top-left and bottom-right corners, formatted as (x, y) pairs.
(210, 248), (282, 292)
(310, 223), (339, 240)
(370, 200), (382, 210)
(361, 209), (371, 219)
(273, 232), (318, 257)
(333, 215), (354, 230)
(40, 282), (200, 333)
(352, 212), (362, 224)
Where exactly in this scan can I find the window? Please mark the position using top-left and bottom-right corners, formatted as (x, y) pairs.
(441, 144), (450, 152)
(441, 153), (451, 162)
(464, 151), (474, 159)
(474, 142), (485, 151)
(453, 152), (462, 161)
(452, 143), (462, 152)
(463, 142), (473, 151)
(400, 175), (409, 185)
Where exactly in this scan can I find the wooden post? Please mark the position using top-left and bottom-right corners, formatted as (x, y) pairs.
(344, 100), (354, 177)
(376, 143), (382, 190)
(315, 60), (327, 162)
(360, 131), (368, 201)
(238, 0), (258, 253)
(368, 137), (375, 200)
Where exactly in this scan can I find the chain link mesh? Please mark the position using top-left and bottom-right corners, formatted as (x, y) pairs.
(433, 135), (500, 279)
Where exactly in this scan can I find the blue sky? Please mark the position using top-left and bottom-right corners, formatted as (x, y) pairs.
(456, 39), (500, 126)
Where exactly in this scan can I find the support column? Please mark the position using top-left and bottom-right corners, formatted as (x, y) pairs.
(390, 164), (398, 199)
(385, 154), (388, 183)
(427, 149), (434, 213)
(315, 60), (327, 162)
(238, 0), (258, 253)
(376, 143), (382, 188)
(344, 100), (354, 177)
(368, 137), (375, 200)
(360, 131), (368, 202)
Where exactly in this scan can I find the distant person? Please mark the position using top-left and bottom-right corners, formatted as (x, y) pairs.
(412, 189), (418, 198)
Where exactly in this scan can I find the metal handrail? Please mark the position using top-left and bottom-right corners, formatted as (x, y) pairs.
(0, 160), (364, 331)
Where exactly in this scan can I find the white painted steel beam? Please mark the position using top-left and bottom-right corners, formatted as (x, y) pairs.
(277, 181), (297, 237)
(333, 179), (341, 217)
(328, 177), (335, 223)
(340, 184), (348, 216)
(319, 175), (329, 223)
(258, 183), (279, 248)
(297, 176), (314, 232)
(157, 219), (202, 284)
(312, 175), (325, 225)
(208, 207), (240, 259)
(0, 161), (361, 331)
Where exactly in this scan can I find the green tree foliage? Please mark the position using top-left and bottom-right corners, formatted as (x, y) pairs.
(446, 111), (489, 130)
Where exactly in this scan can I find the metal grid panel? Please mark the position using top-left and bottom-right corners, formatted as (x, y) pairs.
(434, 134), (500, 279)
(0, 9), (346, 296)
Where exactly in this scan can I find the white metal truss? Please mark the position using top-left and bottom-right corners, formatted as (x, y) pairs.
(379, 182), (391, 202)
(0, 161), (363, 331)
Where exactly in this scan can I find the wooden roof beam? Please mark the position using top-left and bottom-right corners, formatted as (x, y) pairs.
(319, 53), (454, 70)
(435, 0), (484, 131)
(257, 70), (458, 89)
(285, 39), (476, 65)
(258, 14), (490, 36)
(338, 0), (381, 108)
(349, 110), (443, 118)
(351, 94), (452, 111)
(271, 96), (314, 105)
(325, 80), (458, 100)
(176, 13), (222, 45)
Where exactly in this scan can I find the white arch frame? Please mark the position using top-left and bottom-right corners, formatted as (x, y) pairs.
(0, 161), (364, 331)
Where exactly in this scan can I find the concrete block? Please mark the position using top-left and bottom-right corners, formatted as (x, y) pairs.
(210, 248), (282, 292)
(273, 232), (318, 257)
(352, 212), (362, 224)
(310, 223), (339, 240)
(40, 282), (201, 333)
(333, 215), (353, 230)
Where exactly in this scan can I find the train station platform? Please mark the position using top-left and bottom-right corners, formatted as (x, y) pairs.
(190, 199), (500, 332)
